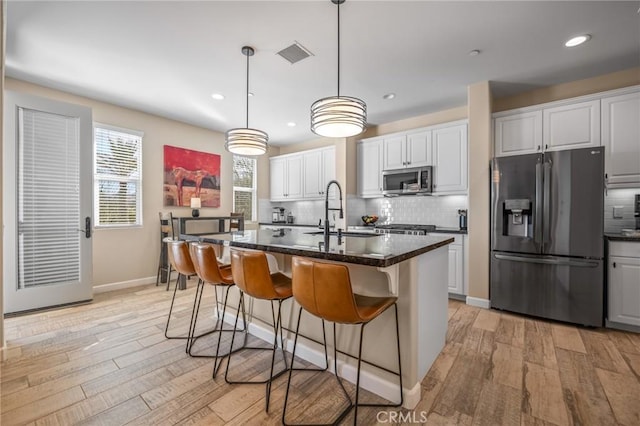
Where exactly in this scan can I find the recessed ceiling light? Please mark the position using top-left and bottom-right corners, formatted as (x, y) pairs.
(287, 122), (296, 127)
(248, 92), (254, 97)
(565, 34), (591, 47)
(211, 93), (225, 100)
(383, 93), (396, 100)
(468, 49), (481, 56)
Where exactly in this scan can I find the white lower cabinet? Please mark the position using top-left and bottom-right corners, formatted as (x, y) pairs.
(608, 241), (640, 328)
(430, 233), (465, 296)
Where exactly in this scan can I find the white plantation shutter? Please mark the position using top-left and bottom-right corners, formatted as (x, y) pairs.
(94, 124), (143, 227)
(18, 107), (81, 288)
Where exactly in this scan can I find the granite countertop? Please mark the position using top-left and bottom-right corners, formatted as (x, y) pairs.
(182, 228), (454, 267)
(605, 233), (640, 242)
(260, 222), (468, 234)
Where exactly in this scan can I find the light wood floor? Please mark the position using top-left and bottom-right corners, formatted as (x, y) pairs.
(1, 284), (639, 425)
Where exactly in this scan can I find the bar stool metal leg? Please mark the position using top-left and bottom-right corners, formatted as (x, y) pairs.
(224, 292), (291, 412)
(164, 273), (189, 340)
(283, 303), (403, 426)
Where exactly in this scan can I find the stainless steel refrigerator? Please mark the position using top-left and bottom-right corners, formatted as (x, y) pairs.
(490, 147), (604, 326)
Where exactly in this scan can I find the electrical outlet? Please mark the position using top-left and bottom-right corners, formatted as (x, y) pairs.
(613, 206), (624, 219)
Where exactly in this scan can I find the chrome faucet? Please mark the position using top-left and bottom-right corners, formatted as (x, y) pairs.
(324, 180), (343, 251)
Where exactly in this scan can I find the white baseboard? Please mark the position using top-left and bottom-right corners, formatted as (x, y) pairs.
(93, 276), (158, 294)
(466, 296), (490, 309)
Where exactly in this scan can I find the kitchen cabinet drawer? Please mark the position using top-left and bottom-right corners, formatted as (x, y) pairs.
(609, 241), (640, 258)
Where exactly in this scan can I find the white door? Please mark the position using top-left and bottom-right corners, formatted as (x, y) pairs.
(3, 92), (93, 313)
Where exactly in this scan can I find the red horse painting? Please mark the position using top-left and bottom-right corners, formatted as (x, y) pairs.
(163, 146), (221, 207)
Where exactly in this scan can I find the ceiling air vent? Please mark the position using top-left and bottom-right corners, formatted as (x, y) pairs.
(276, 42), (313, 65)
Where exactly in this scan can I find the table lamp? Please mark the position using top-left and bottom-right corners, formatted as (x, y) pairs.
(190, 197), (201, 217)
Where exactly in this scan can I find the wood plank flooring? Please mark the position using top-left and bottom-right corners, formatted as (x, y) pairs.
(2, 284), (639, 425)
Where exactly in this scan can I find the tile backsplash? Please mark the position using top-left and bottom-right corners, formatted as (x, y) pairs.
(353, 195), (469, 228)
(604, 188), (640, 233)
(260, 194), (468, 229)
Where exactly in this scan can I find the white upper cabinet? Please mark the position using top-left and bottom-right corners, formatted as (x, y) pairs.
(285, 155), (304, 199)
(432, 123), (468, 194)
(322, 147), (337, 198)
(270, 156), (287, 201)
(303, 146), (336, 199)
(602, 90), (640, 187)
(303, 150), (322, 198)
(494, 111), (543, 156)
(383, 135), (407, 170)
(406, 130), (432, 168)
(494, 96), (607, 157)
(271, 146), (336, 202)
(357, 139), (383, 198)
(543, 99), (600, 151)
(358, 120), (468, 196)
(383, 131), (431, 170)
(269, 154), (303, 201)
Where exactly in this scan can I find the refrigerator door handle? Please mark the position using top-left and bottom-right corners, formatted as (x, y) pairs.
(543, 160), (552, 249)
(534, 161), (543, 246)
(494, 253), (600, 268)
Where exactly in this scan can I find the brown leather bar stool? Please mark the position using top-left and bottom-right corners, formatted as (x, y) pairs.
(164, 239), (199, 340)
(283, 257), (403, 426)
(187, 243), (246, 376)
(225, 249), (326, 413)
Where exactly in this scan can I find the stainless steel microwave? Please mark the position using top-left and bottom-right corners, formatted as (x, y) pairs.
(382, 166), (433, 195)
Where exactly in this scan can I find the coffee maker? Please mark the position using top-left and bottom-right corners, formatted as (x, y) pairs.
(272, 207), (286, 223)
(634, 194), (640, 229)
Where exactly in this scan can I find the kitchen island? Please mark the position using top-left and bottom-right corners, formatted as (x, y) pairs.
(181, 228), (453, 408)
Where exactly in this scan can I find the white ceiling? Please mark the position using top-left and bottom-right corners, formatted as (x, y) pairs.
(6, 1), (640, 146)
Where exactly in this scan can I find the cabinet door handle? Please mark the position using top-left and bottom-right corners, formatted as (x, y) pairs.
(613, 262), (616, 268)
(407, 161), (411, 165)
(537, 145), (541, 151)
(545, 144), (548, 149)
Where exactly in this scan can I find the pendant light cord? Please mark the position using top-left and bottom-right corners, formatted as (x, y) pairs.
(246, 51), (250, 128)
(337, 0), (341, 97)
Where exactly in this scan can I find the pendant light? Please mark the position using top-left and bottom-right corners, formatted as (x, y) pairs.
(310, 0), (366, 138)
(225, 46), (268, 156)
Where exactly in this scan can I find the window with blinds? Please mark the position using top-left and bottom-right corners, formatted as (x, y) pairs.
(94, 124), (143, 227)
(18, 107), (81, 288)
(233, 156), (257, 221)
